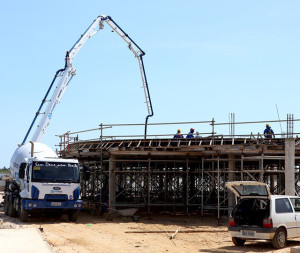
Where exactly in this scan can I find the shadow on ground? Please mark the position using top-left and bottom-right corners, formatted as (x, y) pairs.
(199, 240), (300, 252)
(0, 207), (228, 229)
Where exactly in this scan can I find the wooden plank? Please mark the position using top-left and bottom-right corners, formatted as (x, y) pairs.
(106, 142), (115, 150)
(128, 141), (132, 148)
(170, 227), (181, 239)
(158, 140), (161, 147)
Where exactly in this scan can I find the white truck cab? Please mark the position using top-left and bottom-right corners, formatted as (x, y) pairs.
(227, 181), (300, 249)
(4, 142), (83, 222)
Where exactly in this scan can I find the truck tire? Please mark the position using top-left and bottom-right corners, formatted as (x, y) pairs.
(8, 196), (17, 217)
(19, 206), (29, 222)
(4, 195), (9, 215)
(132, 215), (140, 222)
(272, 227), (287, 249)
(232, 237), (246, 246)
(68, 211), (78, 222)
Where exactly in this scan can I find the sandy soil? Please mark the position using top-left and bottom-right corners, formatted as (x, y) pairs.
(1, 197), (300, 253)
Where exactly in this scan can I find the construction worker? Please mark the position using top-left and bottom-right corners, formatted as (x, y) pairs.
(195, 131), (202, 138)
(173, 129), (183, 138)
(186, 128), (195, 138)
(264, 124), (275, 138)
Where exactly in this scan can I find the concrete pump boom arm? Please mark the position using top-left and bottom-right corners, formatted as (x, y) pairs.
(22, 15), (153, 145)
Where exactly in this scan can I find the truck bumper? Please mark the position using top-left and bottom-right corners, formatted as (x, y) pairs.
(228, 226), (276, 240)
(22, 199), (83, 211)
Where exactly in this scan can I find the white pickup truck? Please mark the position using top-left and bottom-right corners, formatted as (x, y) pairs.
(227, 181), (300, 249)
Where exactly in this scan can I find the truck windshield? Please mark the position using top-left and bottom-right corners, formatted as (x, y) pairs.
(32, 162), (79, 183)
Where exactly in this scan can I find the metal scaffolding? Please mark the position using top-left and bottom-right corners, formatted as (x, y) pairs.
(57, 118), (300, 218)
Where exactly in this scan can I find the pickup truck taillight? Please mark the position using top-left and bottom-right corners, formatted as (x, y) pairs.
(229, 217), (236, 227)
(263, 218), (273, 228)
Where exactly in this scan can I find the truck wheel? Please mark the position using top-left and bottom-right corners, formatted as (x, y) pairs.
(272, 227), (287, 249)
(232, 237), (246, 246)
(132, 215), (140, 222)
(68, 211), (78, 222)
(19, 206), (29, 222)
(8, 196), (17, 217)
(4, 195), (9, 215)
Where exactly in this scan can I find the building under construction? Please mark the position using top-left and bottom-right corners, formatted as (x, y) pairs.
(58, 117), (300, 218)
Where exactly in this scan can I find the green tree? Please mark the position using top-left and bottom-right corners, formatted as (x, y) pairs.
(0, 166), (10, 173)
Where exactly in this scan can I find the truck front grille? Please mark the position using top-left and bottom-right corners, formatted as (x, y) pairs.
(45, 194), (68, 201)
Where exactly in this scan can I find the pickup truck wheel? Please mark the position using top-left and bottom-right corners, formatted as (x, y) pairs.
(232, 237), (245, 246)
(4, 195), (9, 215)
(19, 206), (29, 222)
(272, 227), (287, 249)
(68, 211), (78, 222)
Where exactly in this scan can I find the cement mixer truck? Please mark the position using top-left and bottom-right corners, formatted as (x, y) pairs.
(4, 15), (153, 222)
(5, 142), (82, 221)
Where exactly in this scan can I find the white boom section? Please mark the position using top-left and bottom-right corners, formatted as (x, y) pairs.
(68, 16), (103, 63)
(102, 18), (152, 115)
(31, 66), (75, 142)
(31, 17), (104, 143)
(30, 15), (153, 143)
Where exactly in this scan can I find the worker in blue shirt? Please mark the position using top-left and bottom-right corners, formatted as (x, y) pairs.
(173, 129), (183, 138)
(264, 124), (275, 138)
(186, 128), (195, 138)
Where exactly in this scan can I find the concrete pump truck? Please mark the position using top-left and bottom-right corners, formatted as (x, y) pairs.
(4, 15), (153, 222)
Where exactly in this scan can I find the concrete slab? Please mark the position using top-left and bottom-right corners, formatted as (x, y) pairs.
(0, 228), (52, 252)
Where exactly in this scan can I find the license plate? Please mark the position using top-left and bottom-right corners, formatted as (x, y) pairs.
(241, 230), (256, 237)
(51, 202), (62, 206)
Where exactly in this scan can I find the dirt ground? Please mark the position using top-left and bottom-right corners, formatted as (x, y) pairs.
(1, 200), (300, 253)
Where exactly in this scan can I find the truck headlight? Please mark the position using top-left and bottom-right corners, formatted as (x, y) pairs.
(28, 203), (32, 207)
(33, 204), (37, 208)
(78, 204), (81, 208)
(74, 204), (78, 208)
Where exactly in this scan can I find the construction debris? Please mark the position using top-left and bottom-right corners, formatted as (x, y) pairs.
(169, 227), (180, 240)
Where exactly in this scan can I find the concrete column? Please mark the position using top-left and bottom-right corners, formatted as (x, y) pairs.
(228, 154), (235, 215)
(285, 138), (295, 196)
(109, 155), (116, 212)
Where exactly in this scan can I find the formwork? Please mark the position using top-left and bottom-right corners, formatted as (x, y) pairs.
(57, 119), (300, 218)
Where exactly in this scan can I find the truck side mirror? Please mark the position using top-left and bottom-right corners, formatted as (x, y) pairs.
(83, 165), (90, 180)
(19, 163), (26, 179)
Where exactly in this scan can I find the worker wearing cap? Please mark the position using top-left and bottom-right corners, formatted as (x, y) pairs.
(173, 129), (183, 138)
(186, 128), (195, 138)
(264, 124), (275, 138)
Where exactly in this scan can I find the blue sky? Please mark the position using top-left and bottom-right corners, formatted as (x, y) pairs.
(1, 1), (300, 167)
